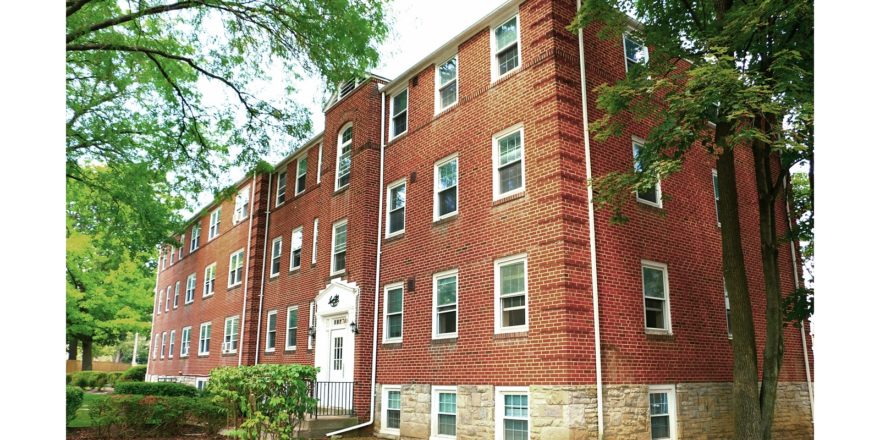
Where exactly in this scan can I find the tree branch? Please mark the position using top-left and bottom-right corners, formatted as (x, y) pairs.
(67, 1), (201, 43)
(67, 0), (95, 17)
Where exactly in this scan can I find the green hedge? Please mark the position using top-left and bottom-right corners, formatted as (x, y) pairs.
(90, 394), (226, 437)
(72, 371), (109, 390)
(66, 386), (85, 423)
(120, 365), (147, 382)
(114, 381), (198, 397)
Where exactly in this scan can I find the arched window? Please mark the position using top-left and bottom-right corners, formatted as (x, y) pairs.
(336, 123), (353, 190)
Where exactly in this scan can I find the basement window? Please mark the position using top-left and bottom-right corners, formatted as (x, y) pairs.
(648, 385), (677, 440)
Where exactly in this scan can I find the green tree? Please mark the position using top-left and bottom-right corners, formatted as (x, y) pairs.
(571, 1), (812, 438)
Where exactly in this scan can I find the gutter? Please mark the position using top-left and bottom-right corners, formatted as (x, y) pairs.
(238, 172), (258, 366)
(254, 172), (273, 365)
(326, 89), (387, 437)
(576, 1), (605, 437)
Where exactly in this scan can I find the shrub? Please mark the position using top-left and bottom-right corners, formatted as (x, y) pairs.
(120, 365), (147, 382)
(107, 372), (123, 387)
(209, 364), (318, 440)
(114, 381), (198, 397)
(90, 394), (226, 438)
(66, 373), (73, 385)
(66, 386), (84, 424)
(72, 371), (97, 389)
(93, 372), (108, 390)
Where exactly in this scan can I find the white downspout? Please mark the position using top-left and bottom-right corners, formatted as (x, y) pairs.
(238, 172), (258, 366)
(783, 178), (814, 417)
(327, 89), (386, 437)
(576, 1), (605, 437)
(254, 172), (273, 365)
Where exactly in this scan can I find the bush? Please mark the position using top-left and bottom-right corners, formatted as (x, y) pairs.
(209, 364), (317, 440)
(66, 373), (73, 385)
(66, 386), (85, 423)
(114, 381), (198, 397)
(120, 365), (147, 382)
(93, 372), (108, 390)
(90, 394), (226, 438)
(107, 372), (123, 387)
(72, 371), (97, 389)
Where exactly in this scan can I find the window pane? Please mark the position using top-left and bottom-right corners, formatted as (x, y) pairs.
(624, 36), (648, 63)
(502, 295), (525, 309)
(388, 409), (400, 429)
(437, 276), (457, 306)
(389, 210), (405, 233)
(388, 391), (401, 409)
(438, 160), (457, 190)
(393, 90), (408, 114)
(651, 415), (670, 439)
(438, 310), (456, 334)
(439, 58), (457, 86)
(495, 17), (518, 49)
(334, 251), (346, 272)
(440, 81), (457, 108)
(393, 113), (407, 136)
(388, 288), (403, 314)
(649, 392), (668, 415)
(643, 267), (666, 298)
(342, 126), (352, 144)
(292, 230), (303, 249)
(501, 262), (525, 295)
(390, 184), (406, 210)
(645, 298), (665, 329)
(504, 394), (528, 416)
(388, 314), (402, 338)
(497, 45), (519, 75)
(504, 419), (528, 440)
(498, 132), (522, 166)
(499, 161), (523, 194)
(638, 187), (658, 203)
(503, 308), (526, 327)
(438, 413), (456, 435)
(439, 188), (457, 216)
(439, 392), (456, 412)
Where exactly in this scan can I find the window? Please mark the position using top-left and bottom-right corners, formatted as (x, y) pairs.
(228, 249), (244, 287)
(712, 169), (721, 226)
(648, 385), (677, 440)
(432, 386), (457, 438)
(202, 264), (215, 298)
(381, 385), (401, 434)
(495, 255), (528, 333)
(156, 290), (162, 315)
(390, 89), (408, 139)
(434, 155), (459, 220)
(198, 322), (211, 355)
(160, 332), (167, 359)
(290, 227), (303, 270)
(383, 283), (403, 343)
(495, 387), (529, 440)
(311, 218), (319, 265)
(160, 250), (166, 270)
(190, 224), (200, 251)
(209, 208), (221, 240)
(336, 124), (352, 190)
(152, 334), (158, 359)
(724, 280), (732, 338)
(331, 220), (347, 275)
(173, 281), (180, 308)
(493, 125), (525, 199)
(623, 33), (649, 73)
(265, 310), (277, 352)
(642, 261), (672, 333)
(180, 326), (191, 357)
(276, 171), (287, 206)
(183, 273), (195, 303)
(492, 15), (520, 79)
(165, 286), (171, 312)
(233, 186), (250, 224)
(169, 247), (175, 265)
(316, 144), (323, 184)
(286, 306), (298, 350)
(270, 237), (282, 277)
(296, 156), (308, 195)
(178, 236), (184, 260)
(433, 270), (458, 339)
(168, 330), (175, 359)
(633, 138), (662, 207)
(223, 316), (239, 354)
(386, 180), (406, 237)
(195, 378), (208, 391)
(436, 55), (458, 112)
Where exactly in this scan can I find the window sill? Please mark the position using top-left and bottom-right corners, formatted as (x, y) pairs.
(197, 354), (210, 358)
(492, 190), (525, 207)
(431, 336), (457, 345)
(333, 185), (350, 197)
(636, 198), (664, 210)
(288, 267), (302, 275)
(268, 275), (280, 282)
(382, 341), (403, 348)
(201, 294), (213, 300)
(491, 66), (521, 84)
(493, 330), (528, 340)
(221, 352), (237, 357)
(384, 232), (405, 244)
(227, 284), (242, 292)
(328, 271), (347, 282)
(645, 331), (675, 342)
(284, 347), (297, 353)
(432, 213), (459, 227)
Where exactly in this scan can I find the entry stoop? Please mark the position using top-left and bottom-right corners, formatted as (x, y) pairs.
(299, 415), (360, 439)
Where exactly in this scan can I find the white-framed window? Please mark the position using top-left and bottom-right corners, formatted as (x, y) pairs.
(648, 385), (677, 440)
(265, 310), (277, 352)
(723, 280), (732, 339)
(168, 330), (175, 359)
(198, 321), (211, 355)
(331, 219), (347, 275)
(169, 247), (175, 265)
(223, 316), (239, 354)
(270, 236), (283, 278)
(316, 144), (323, 184)
(436, 54), (458, 112)
(493, 125), (525, 199)
(160, 250), (166, 270)
(180, 326), (191, 357)
(712, 169), (721, 226)
(285, 306), (298, 351)
(209, 208), (221, 240)
(183, 273), (195, 303)
(495, 254), (528, 334)
(165, 286), (171, 312)
(195, 378), (208, 391)
(390, 88), (408, 139)
(491, 14), (521, 80)
(433, 270), (458, 339)
(178, 236), (184, 260)
(383, 283), (404, 343)
(156, 289), (161, 315)
(623, 32), (649, 73)
(152, 333), (159, 359)
(642, 261), (672, 333)
(228, 249), (244, 287)
(276, 171), (287, 206)
(202, 264), (215, 298)
(495, 387), (529, 440)
(431, 386), (457, 439)
(190, 224), (200, 251)
(381, 385), (402, 435)
(308, 301), (315, 350)
(336, 124), (353, 190)
(173, 281), (180, 308)
(296, 156), (308, 195)
(311, 218), (319, 265)
(633, 138), (662, 207)
(160, 332), (167, 359)
(290, 227), (303, 270)
(434, 154), (459, 221)
(386, 179), (406, 237)
(233, 186), (250, 224)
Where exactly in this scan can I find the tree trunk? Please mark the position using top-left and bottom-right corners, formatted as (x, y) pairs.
(68, 336), (78, 361)
(81, 336), (94, 371)
(716, 122), (762, 440)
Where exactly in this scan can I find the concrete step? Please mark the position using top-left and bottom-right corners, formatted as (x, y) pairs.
(300, 415), (360, 438)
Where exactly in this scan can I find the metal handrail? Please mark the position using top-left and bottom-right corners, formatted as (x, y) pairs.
(308, 381), (355, 417)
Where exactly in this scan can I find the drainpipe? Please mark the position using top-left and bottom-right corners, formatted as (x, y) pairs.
(783, 177), (814, 418)
(254, 172), (273, 365)
(238, 172), (258, 366)
(576, 1), (605, 437)
(326, 89), (386, 437)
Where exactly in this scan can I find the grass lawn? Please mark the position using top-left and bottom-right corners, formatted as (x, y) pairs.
(68, 392), (109, 428)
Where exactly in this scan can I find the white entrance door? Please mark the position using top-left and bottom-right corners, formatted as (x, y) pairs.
(326, 315), (353, 382)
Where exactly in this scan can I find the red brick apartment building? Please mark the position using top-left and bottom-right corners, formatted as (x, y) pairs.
(147, 0), (814, 438)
